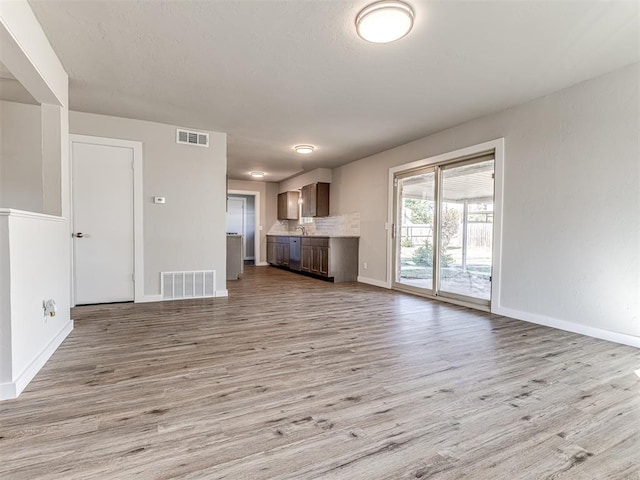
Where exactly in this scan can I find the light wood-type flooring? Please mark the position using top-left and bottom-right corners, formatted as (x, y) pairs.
(1, 266), (639, 479)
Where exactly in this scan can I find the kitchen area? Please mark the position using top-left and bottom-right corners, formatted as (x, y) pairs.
(267, 182), (360, 282)
(227, 169), (361, 283)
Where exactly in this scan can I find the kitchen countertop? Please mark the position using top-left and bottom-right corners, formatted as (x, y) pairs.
(267, 233), (360, 238)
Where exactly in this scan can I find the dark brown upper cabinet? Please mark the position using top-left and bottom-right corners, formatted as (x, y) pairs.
(277, 191), (300, 220)
(301, 182), (330, 217)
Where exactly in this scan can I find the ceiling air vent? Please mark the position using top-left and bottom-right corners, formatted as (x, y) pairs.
(176, 128), (209, 147)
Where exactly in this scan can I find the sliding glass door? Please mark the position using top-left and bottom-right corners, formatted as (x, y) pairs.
(393, 155), (495, 307)
(395, 168), (436, 294)
(438, 159), (494, 301)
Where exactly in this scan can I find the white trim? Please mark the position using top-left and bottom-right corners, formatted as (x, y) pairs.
(255, 261), (270, 267)
(0, 320), (73, 401)
(227, 189), (261, 265)
(357, 276), (391, 289)
(490, 139), (505, 311)
(141, 290), (228, 302)
(494, 306), (640, 349)
(137, 294), (163, 303)
(386, 138), (505, 312)
(0, 209), (66, 222)
(69, 135), (144, 305)
(395, 284), (491, 312)
(0, 1), (68, 106)
(386, 170), (395, 290)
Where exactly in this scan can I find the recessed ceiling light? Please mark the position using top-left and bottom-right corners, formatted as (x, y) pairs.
(294, 145), (315, 154)
(356, 1), (415, 44)
(250, 171), (265, 178)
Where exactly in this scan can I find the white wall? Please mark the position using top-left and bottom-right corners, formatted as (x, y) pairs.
(0, 101), (43, 212)
(331, 63), (640, 343)
(69, 112), (228, 297)
(0, 0), (71, 399)
(0, 211), (72, 399)
(279, 168), (332, 193)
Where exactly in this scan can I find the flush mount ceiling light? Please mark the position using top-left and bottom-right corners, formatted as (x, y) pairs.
(356, 1), (415, 43)
(294, 145), (315, 154)
(250, 171), (265, 178)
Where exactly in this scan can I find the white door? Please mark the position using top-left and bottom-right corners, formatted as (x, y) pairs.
(72, 141), (134, 304)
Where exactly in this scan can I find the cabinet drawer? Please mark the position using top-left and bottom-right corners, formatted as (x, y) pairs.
(301, 237), (329, 247)
(313, 237), (329, 247)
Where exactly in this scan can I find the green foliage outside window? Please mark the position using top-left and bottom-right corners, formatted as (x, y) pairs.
(411, 207), (460, 267)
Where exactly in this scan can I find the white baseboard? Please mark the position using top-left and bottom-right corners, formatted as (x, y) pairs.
(136, 294), (163, 303)
(137, 292), (229, 302)
(255, 262), (270, 267)
(493, 305), (640, 349)
(0, 320), (74, 401)
(357, 276), (390, 289)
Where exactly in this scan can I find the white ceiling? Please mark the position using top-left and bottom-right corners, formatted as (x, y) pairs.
(28, 0), (639, 182)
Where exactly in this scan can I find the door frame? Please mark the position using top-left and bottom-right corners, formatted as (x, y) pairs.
(387, 138), (505, 313)
(226, 196), (247, 258)
(227, 189), (261, 265)
(69, 134), (144, 306)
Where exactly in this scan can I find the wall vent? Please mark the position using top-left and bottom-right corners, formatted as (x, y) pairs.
(161, 270), (215, 300)
(176, 129), (209, 147)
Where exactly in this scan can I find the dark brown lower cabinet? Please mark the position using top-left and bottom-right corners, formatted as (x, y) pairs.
(267, 236), (289, 267)
(301, 244), (312, 272)
(269, 235), (358, 282)
(301, 238), (329, 277)
(267, 239), (276, 265)
(315, 247), (329, 276)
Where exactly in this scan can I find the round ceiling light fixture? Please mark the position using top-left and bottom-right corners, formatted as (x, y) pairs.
(294, 145), (315, 154)
(250, 171), (265, 178)
(356, 1), (415, 44)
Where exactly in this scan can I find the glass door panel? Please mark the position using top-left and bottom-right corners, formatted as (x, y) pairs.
(395, 170), (436, 292)
(438, 159), (494, 301)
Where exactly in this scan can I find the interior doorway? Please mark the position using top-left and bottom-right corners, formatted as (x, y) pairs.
(226, 196), (248, 262)
(227, 190), (261, 265)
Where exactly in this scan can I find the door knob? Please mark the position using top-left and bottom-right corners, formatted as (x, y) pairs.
(73, 232), (84, 238)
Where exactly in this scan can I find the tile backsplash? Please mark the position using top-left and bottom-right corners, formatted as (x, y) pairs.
(268, 212), (360, 237)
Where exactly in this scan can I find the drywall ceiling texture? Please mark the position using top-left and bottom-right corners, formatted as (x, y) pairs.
(28, 1), (639, 181)
(331, 63), (640, 341)
(69, 112), (228, 297)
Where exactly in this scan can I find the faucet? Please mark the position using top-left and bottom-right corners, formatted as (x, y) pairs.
(295, 225), (307, 236)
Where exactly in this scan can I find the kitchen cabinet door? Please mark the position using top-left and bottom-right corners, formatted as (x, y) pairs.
(277, 191), (299, 220)
(310, 246), (329, 277)
(301, 245), (312, 272)
(267, 240), (276, 264)
(317, 247), (329, 276)
(276, 242), (290, 267)
(300, 183), (329, 217)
